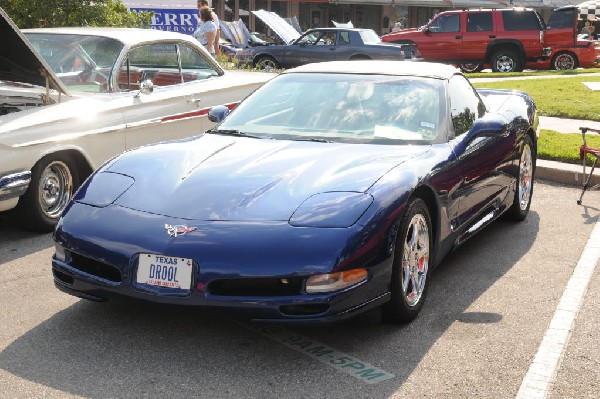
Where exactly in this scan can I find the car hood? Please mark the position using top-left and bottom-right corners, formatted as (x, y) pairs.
(220, 19), (252, 48)
(251, 9), (301, 44)
(105, 134), (428, 221)
(0, 7), (69, 95)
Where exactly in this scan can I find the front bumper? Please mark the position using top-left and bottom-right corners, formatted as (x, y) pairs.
(52, 203), (395, 323)
(0, 171), (31, 211)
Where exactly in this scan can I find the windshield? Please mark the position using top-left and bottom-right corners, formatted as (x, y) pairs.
(24, 33), (124, 92)
(218, 73), (445, 145)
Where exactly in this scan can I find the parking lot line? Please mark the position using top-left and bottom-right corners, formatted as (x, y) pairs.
(516, 215), (600, 399)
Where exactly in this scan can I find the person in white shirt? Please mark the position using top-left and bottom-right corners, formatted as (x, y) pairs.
(197, 0), (220, 56)
(193, 6), (217, 56)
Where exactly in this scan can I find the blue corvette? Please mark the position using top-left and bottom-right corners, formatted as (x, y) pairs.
(52, 61), (537, 323)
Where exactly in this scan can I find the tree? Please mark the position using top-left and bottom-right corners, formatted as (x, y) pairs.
(0, 0), (152, 29)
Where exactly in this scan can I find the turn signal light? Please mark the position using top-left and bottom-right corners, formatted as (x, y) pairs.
(305, 268), (368, 293)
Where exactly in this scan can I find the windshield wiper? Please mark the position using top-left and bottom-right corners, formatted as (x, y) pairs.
(292, 137), (333, 143)
(206, 129), (262, 139)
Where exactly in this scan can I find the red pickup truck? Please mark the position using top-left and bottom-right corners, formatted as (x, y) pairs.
(382, 7), (599, 72)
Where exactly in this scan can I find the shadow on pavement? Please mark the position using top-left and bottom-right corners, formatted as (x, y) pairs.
(0, 213), (540, 398)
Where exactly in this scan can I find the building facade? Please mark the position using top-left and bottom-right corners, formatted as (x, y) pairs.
(124, 0), (575, 37)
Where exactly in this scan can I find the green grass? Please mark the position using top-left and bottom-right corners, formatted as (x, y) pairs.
(471, 75), (600, 121)
(466, 68), (599, 79)
(538, 129), (600, 164)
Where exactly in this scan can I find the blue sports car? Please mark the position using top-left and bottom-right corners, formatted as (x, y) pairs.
(52, 61), (537, 323)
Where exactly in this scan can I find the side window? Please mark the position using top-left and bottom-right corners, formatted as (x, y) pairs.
(178, 44), (220, 82)
(467, 12), (493, 32)
(448, 75), (485, 136)
(118, 43), (218, 91)
(547, 9), (576, 29)
(118, 43), (180, 90)
(429, 14), (460, 33)
(338, 31), (351, 45)
(502, 10), (542, 31)
(317, 31), (336, 45)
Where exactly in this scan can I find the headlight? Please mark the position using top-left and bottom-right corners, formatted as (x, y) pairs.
(73, 172), (134, 207)
(306, 268), (368, 293)
(289, 192), (373, 228)
(54, 243), (67, 262)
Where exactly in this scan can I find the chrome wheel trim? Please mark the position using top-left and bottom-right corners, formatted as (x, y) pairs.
(257, 58), (277, 71)
(460, 63), (482, 73)
(38, 160), (73, 219)
(495, 55), (514, 72)
(518, 143), (533, 211)
(401, 213), (430, 307)
(554, 54), (575, 70)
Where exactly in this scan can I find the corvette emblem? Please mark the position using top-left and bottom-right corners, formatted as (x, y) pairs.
(165, 224), (197, 237)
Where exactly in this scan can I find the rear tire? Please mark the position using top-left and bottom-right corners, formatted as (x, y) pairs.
(15, 154), (79, 232)
(505, 135), (535, 221)
(382, 198), (432, 323)
(551, 51), (578, 70)
(491, 49), (521, 73)
(255, 56), (280, 71)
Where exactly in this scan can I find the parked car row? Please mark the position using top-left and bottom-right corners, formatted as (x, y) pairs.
(382, 6), (600, 72)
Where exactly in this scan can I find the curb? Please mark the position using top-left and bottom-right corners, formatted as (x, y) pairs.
(537, 159), (600, 188)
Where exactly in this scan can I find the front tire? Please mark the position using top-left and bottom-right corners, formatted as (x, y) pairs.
(552, 51), (577, 70)
(505, 135), (535, 221)
(459, 63), (484, 73)
(382, 198), (433, 323)
(491, 49), (521, 73)
(255, 56), (280, 71)
(16, 155), (79, 232)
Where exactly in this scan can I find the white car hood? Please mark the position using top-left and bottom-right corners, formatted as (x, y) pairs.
(0, 7), (69, 96)
(251, 9), (301, 44)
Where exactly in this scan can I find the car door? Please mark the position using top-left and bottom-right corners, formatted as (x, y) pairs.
(418, 13), (463, 61)
(545, 6), (578, 47)
(447, 75), (514, 237)
(116, 42), (224, 150)
(462, 11), (494, 60)
(283, 30), (337, 67)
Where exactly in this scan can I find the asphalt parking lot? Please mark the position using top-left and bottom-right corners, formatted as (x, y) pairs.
(0, 181), (599, 399)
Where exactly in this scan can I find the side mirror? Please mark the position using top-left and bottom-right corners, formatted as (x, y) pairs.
(136, 79), (154, 97)
(208, 105), (230, 123)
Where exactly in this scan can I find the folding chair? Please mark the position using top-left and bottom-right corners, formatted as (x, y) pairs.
(577, 127), (600, 205)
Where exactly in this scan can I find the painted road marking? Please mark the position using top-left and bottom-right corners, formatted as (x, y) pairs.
(516, 215), (600, 399)
(239, 322), (395, 384)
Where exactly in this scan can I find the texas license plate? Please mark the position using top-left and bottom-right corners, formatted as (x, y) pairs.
(136, 254), (193, 291)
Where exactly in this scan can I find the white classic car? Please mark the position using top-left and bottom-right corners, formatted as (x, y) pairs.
(0, 7), (273, 232)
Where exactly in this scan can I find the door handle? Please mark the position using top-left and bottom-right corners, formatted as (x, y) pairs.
(188, 98), (202, 104)
(455, 35), (462, 39)
(489, 35), (496, 38)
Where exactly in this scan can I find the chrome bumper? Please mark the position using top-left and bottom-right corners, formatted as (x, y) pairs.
(0, 171), (31, 201)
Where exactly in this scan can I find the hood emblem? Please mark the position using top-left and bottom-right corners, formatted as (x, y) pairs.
(165, 224), (197, 237)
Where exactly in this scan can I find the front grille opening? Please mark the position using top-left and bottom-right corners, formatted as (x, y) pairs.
(208, 277), (303, 296)
(280, 304), (330, 316)
(53, 268), (74, 285)
(70, 253), (122, 283)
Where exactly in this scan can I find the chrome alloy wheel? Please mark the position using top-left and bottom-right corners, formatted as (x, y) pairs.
(38, 160), (73, 219)
(553, 53), (576, 70)
(495, 55), (515, 73)
(401, 213), (430, 307)
(518, 143), (533, 211)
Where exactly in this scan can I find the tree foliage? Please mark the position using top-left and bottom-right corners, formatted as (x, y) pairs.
(0, 0), (153, 28)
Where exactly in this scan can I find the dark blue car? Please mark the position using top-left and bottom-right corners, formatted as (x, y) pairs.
(52, 61), (537, 324)
(235, 27), (420, 70)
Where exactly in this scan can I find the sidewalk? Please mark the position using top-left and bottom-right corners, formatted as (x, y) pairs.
(537, 116), (600, 188)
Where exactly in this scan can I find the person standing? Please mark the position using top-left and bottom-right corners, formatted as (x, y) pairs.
(193, 6), (217, 56)
(197, 0), (220, 56)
